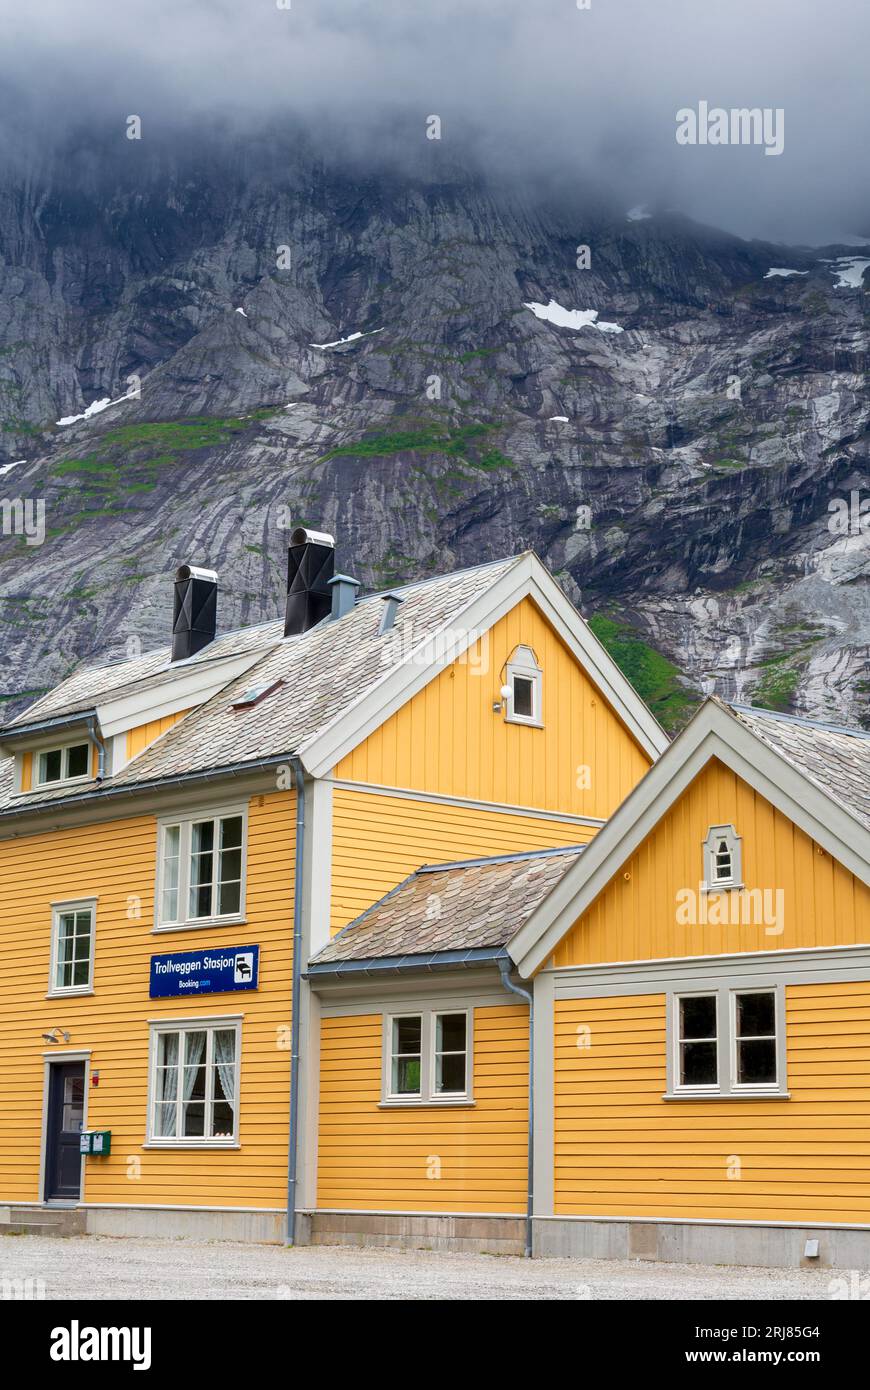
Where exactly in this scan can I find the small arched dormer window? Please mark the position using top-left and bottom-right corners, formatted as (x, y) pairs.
(702, 824), (743, 891)
(505, 645), (543, 727)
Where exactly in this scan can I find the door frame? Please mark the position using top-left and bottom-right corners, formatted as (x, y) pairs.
(39, 1050), (91, 1205)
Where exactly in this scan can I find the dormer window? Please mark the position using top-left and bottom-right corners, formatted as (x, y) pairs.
(702, 824), (742, 890)
(36, 741), (91, 787)
(505, 646), (543, 727)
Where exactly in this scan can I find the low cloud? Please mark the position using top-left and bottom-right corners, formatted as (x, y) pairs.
(0, 0), (868, 242)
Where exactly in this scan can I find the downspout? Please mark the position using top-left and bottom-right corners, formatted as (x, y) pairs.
(285, 757), (306, 1245)
(498, 956), (534, 1259)
(86, 716), (106, 780)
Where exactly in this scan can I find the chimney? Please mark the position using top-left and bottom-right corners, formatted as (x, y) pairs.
(172, 564), (218, 662)
(329, 573), (360, 621)
(284, 527), (335, 636)
(378, 591), (404, 635)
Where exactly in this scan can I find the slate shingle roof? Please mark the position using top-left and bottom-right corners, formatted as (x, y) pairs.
(732, 705), (870, 832)
(0, 556), (520, 814)
(310, 844), (586, 967)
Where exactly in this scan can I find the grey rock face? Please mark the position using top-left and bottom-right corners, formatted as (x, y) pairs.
(0, 144), (867, 730)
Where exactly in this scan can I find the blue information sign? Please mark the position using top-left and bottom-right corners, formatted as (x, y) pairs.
(150, 944), (260, 999)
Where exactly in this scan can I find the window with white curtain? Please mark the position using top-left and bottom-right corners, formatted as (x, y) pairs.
(148, 1019), (240, 1145)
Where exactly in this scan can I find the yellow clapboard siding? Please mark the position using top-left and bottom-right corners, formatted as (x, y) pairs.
(330, 788), (593, 930)
(0, 791), (295, 1209)
(554, 983), (870, 1224)
(335, 596), (650, 819)
(126, 709), (192, 760)
(554, 757), (870, 965)
(317, 1007), (528, 1213)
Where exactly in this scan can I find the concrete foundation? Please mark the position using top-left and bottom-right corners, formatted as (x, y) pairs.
(534, 1217), (870, 1269)
(84, 1206), (285, 1243)
(306, 1210), (526, 1255)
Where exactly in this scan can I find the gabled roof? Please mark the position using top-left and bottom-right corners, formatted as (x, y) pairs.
(0, 550), (667, 821)
(308, 845), (586, 975)
(732, 705), (870, 831)
(509, 697), (870, 978)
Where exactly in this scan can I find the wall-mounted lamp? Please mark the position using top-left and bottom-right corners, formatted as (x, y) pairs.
(41, 1027), (70, 1044)
(492, 683), (512, 714)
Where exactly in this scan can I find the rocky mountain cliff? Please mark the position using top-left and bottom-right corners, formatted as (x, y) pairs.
(0, 140), (867, 730)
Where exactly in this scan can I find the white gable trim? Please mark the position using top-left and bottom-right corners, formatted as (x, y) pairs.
(97, 651), (264, 739)
(299, 552), (668, 778)
(510, 699), (870, 978)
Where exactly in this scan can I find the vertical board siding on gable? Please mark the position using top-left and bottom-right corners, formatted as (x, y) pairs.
(330, 788), (595, 932)
(0, 791), (295, 1208)
(554, 758), (870, 967)
(126, 709), (191, 761)
(554, 985), (870, 1224)
(335, 597), (650, 821)
(317, 1005), (528, 1212)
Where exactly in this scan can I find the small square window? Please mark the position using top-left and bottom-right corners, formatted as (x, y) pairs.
(384, 1009), (473, 1105)
(36, 742), (91, 787)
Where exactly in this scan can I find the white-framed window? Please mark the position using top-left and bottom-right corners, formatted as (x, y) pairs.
(156, 805), (247, 929)
(49, 898), (96, 996)
(383, 1009), (471, 1105)
(668, 985), (784, 1098)
(147, 1018), (240, 1146)
(504, 645), (543, 727)
(702, 824), (742, 890)
(35, 741), (91, 788)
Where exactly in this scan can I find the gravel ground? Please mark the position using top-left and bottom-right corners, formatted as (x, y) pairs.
(0, 1233), (850, 1299)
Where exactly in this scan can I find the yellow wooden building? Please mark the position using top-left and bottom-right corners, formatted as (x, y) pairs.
(1, 528), (868, 1267)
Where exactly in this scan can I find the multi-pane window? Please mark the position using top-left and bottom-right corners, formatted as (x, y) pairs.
(50, 901), (95, 994)
(385, 1010), (470, 1103)
(702, 824), (742, 889)
(150, 1022), (239, 1144)
(36, 742), (90, 786)
(671, 987), (782, 1096)
(157, 810), (246, 927)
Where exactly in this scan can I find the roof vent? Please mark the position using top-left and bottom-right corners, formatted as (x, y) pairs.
(172, 564), (218, 663)
(284, 527), (335, 636)
(378, 591), (405, 635)
(329, 573), (360, 621)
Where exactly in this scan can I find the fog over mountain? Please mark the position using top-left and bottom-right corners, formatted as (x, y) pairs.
(0, 1), (867, 731)
(1, 0), (868, 242)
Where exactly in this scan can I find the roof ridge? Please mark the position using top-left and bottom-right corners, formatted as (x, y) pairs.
(731, 702), (870, 742)
(417, 844), (587, 873)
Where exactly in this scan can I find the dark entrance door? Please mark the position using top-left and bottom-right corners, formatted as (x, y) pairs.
(45, 1062), (85, 1201)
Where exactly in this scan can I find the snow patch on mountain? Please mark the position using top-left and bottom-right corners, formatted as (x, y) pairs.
(524, 300), (624, 334)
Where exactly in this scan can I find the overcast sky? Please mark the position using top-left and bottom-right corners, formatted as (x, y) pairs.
(1, 0), (868, 243)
